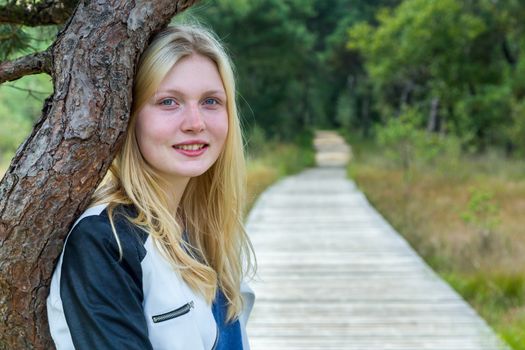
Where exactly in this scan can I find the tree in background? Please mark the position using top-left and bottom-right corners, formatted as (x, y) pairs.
(0, 1), (198, 348)
(346, 0), (525, 153)
(318, 0), (401, 136)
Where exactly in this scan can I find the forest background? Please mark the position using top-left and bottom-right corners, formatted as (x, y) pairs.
(1, 0), (524, 348)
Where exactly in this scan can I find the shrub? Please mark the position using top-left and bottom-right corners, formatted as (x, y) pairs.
(460, 187), (501, 253)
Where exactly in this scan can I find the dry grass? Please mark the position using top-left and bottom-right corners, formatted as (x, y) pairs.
(246, 158), (280, 214)
(349, 155), (525, 349)
(353, 166), (525, 273)
(246, 142), (315, 215)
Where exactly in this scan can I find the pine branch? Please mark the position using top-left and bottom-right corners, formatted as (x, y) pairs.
(0, 0), (77, 26)
(4, 83), (51, 97)
(0, 50), (51, 84)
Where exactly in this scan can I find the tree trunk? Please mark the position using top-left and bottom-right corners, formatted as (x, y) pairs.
(0, 1), (198, 348)
(400, 80), (413, 108)
(427, 97), (440, 132)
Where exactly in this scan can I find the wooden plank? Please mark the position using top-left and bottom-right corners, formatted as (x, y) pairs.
(245, 132), (510, 350)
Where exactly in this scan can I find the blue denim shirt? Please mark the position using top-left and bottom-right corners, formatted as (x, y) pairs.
(212, 288), (244, 350)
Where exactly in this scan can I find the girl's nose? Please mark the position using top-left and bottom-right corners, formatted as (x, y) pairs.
(182, 103), (205, 132)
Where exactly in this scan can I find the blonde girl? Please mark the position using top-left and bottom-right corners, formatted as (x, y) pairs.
(47, 24), (256, 350)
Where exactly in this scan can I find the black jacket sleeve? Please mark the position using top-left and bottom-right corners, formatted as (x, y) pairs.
(59, 214), (153, 350)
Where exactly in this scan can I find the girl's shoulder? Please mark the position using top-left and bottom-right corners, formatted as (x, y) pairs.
(66, 202), (149, 263)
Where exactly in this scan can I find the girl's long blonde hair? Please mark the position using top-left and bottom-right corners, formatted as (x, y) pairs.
(91, 24), (255, 322)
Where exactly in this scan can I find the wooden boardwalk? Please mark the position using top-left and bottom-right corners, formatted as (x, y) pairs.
(245, 132), (509, 350)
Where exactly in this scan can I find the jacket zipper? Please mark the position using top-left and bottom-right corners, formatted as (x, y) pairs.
(211, 324), (219, 350)
(152, 301), (194, 323)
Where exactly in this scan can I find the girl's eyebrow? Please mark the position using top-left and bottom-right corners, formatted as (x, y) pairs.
(155, 89), (183, 97)
(202, 90), (226, 97)
(156, 89), (226, 97)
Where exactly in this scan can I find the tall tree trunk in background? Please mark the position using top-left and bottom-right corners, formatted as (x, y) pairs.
(301, 74), (310, 128)
(361, 93), (370, 137)
(0, 1), (198, 348)
(427, 97), (441, 132)
(501, 37), (517, 67)
(399, 80), (414, 110)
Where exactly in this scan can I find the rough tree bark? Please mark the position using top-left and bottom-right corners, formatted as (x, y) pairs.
(0, 0), (198, 348)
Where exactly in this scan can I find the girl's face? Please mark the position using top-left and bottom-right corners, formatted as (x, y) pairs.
(135, 54), (229, 185)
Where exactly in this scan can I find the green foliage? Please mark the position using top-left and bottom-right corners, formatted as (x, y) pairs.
(373, 107), (467, 186)
(346, 0), (525, 154)
(376, 108), (423, 172)
(461, 188), (500, 232)
(454, 85), (513, 150)
(0, 25), (57, 60)
(0, 25), (31, 60)
(375, 107), (460, 171)
(349, 0), (486, 90)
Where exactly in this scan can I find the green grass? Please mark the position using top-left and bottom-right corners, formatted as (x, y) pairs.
(445, 272), (525, 349)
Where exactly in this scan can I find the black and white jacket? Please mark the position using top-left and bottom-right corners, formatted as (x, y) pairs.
(46, 203), (255, 350)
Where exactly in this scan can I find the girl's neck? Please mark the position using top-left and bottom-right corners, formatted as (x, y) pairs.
(162, 176), (191, 214)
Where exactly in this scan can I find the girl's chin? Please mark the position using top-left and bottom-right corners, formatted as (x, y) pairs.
(160, 167), (211, 180)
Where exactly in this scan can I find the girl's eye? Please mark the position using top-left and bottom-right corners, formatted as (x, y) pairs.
(203, 98), (219, 106)
(159, 98), (178, 107)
